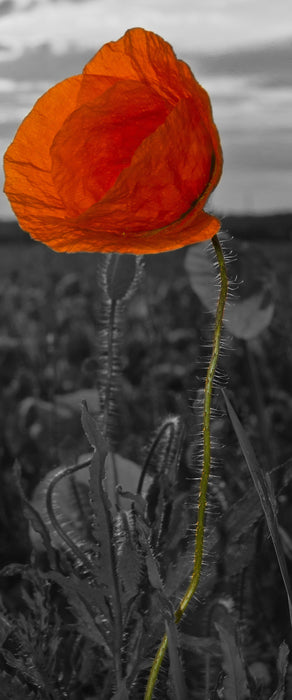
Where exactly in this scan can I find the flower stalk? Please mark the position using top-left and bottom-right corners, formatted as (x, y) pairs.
(144, 233), (228, 699)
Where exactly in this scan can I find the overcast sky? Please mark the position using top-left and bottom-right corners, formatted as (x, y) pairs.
(1, 0), (292, 218)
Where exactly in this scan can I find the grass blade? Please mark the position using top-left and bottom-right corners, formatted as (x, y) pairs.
(268, 641), (289, 700)
(166, 620), (187, 700)
(222, 389), (292, 628)
(215, 623), (250, 700)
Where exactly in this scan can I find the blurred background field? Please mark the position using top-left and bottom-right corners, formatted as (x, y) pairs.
(0, 212), (292, 538)
(0, 213), (292, 698)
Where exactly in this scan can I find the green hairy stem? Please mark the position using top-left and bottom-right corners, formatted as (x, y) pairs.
(144, 233), (228, 699)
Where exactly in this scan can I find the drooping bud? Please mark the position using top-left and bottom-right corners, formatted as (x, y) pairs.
(106, 253), (137, 301)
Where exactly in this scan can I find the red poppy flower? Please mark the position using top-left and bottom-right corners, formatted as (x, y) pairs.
(4, 28), (223, 254)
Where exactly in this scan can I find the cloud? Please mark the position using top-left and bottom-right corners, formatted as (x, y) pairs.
(196, 41), (292, 88)
(0, 43), (92, 80)
(212, 166), (292, 214)
(221, 129), (292, 172)
(1, 40), (291, 136)
(1, 0), (292, 61)
(0, 77), (53, 136)
(1, 1), (291, 217)
(0, 0), (13, 16)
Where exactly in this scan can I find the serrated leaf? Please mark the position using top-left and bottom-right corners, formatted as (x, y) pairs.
(268, 642), (289, 700)
(82, 403), (122, 638)
(144, 416), (184, 552)
(81, 404), (112, 577)
(47, 570), (112, 653)
(137, 526), (164, 593)
(81, 401), (108, 457)
(115, 511), (143, 606)
(185, 239), (274, 339)
(215, 623), (250, 699)
(223, 390), (292, 628)
(89, 449), (116, 583)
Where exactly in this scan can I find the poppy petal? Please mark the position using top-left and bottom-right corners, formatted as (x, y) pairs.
(4, 76), (82, 222)
(4, 28), (223, 255)
(77, 96), (219, 233)
(84, 28), (188, 103)
(50, 80), (172, 216)
(20, 207), (220, 254)
(84, 28), (222, 180)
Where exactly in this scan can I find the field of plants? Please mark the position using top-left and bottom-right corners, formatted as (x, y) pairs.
(0, 216), (292, 699)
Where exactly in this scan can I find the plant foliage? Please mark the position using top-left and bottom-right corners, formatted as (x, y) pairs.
(0, 238), (291, 698)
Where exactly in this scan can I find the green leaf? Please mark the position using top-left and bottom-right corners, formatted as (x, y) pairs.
(47, 570), (112, 653)
(166, 619), (188, 700)
(215, 623), (250, 699)
(89, 452), (116, 583)
(268, 642), (289, 700)
(144, 416), (184, 552)
(81, 403), (123, 640)
(185, 239), (275, 339)
(81, 401), (108, 457)
(115, 511), (143, 606)
(223, 390), (292, 628)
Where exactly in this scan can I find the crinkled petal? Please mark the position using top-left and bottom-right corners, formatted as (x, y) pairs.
(50, 80), (172, 216)
(3, 73), (120, 224)
(3, 28), (223, 255)
(77, 97), (219, 232)
(4, 76), (82, 222)
(84, 28), (187, 102)
(83, 29), (223, 204)
(84, 29), (221, 157)
(24, 208), (221, 254)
